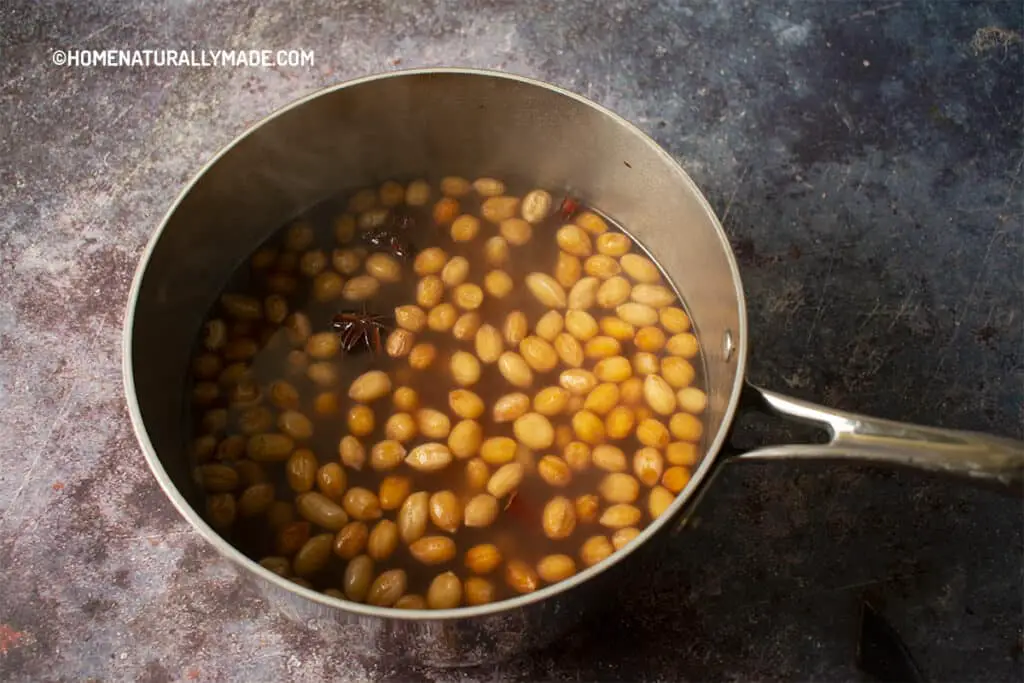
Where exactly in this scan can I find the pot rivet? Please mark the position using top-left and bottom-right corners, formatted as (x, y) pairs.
(722, 330), (735, 362)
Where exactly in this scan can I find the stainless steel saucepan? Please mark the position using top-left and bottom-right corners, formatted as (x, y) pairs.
(123, 68), (1024, 666)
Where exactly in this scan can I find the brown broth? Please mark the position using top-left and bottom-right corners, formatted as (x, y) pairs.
(186, 179), (708, 606)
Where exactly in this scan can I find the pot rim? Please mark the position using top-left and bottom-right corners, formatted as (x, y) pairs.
(122, 66), (750, 621)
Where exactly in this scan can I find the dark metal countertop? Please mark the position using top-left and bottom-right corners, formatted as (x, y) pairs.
(0, 1), (1020, 680)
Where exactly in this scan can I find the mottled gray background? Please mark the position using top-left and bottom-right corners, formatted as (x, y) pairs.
(1, 0), (1022, 681)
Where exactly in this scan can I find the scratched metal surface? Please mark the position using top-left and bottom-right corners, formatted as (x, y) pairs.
(0, 0), (1021, 681)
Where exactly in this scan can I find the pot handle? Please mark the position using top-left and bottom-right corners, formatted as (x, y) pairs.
(731, 384), (1024, 496)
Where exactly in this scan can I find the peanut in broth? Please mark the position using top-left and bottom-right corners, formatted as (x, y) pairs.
(187, 177), (708, 608)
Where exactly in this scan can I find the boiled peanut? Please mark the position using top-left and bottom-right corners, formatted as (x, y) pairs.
(503, 311), (528, 346)
(635, 326), (667, 353)
(596, 276), (632, 308)
(386, 329), (415, 358)
(347, 189), (376, 213)
(643, 374), (677, 415)
(584, 335), (621, 360)
(556, 224), (592, 257)
(677, 387), (708, 414)
(560, 368), (598, 395)
(395, 305), (427, 332)
(293, 533), (334, 577)
(483, 270), (514, 299)
(379, 180), (405, 206)
(448, 419), (483, 458)
(475, 324), (504, 364)
(441, 256), (470, 287)
(505, 559), (540, 594)
(481, 196), (520, 222)
(451, 214), (481, 242)
(266, 501), (296, 532)
(333, 248), (363, 275)
(520, 336), (559, 372)
(533, 386), (570, 416)
(649, 485), (675, 518)
(405, 179), (431, 206)
(584, 253), (621, 279)
(349, 370), (392, 402)
(564, 442), (592, 471)
(269, 380), (300, 410)
(441, 176), (472, 197)
(473, 177), (506, 196)
(513, 412), (555, 450)
(450, 351), (482, 386)
(192, 382), (219, 406)
(334, 522), (369, 559)
(464, 493), (500, 528)
(395, 594), (427, 610)
(596, 232), (630, 257)
(429, 490), (461, 533)
(366, 253), (402, 283)
(612, 527), (641, 550)
(616, 302), (658, 327)
(493, 393), (530, 423)
(370, 440), (407, 471)
(416, 275), (444, 308)
(405, 442), (453, 472)
(535, 311), (564, 341)
(453, 311), (481, 341)
(662, 466), (692, 494)
(554, 333), (585, 368)
(637, 418), (670, 448)
(392, 387), (419, 412)
(343, 555), (375, 602)
(343, 275), (380, 301)
(579, 535), (614, 567)
(575, 494), (600, 523)
(661, 356), (695, 388)
(598, 316), (634, 341)
(669, 412), (704, 442)
(409, 536), (457, 565)
(433, 197), (460, 225)
(631, 283), (676, 308)
(408, 343), (437, 370)
(367, 520), (399, 561)
(666, 333), (700, 358)
(235, 460), (268, 487)
(221, 293), (262, 320)
(464, 577), (496, 606)
(216, 435), (246, 460)
(567, 277), (599, 310)
(600, 503), (642, 529)
(367, 569), (407, 607)
(620, 253), (661, 283)
(537, 554), (577, 583)
(246, 433), (294, 462)
(660, 307), (691, 333)
(286, 449), (318, 493)
(497, 352), (533, 389)
(525, 273), (567, 308)
(347, 404), (375, 437)
(416, 408), (451, 440)
(521, 189), (552, 224)
(192, 353), (222, 381)
(296, 491), (349, 530)
(599, 472), (640, 503)
(485, 236), (510, 266)
(195, 464), (239, 494)
(555, 251), (583, 288)
(379, 475), (411, 510)
(481, 437), (518, 465)
(398, 491), (429, 543)
(542, 496), (576, 539)
(428, 302), (458, 331)
(564, 310), (599, 341)
(633, 447), (665, 487)
(583, 383), (620, 415)
(572, 410), (606, 445)
(339, 435), (366, 470)
(465, 543), (502, 575)
(500, 217), (532, 245)
(427, 572), (463, 609)
(538, 455), (573, 487)
(449, 389), (485, 420)
(465, 458), (490, 490)
(278, 411), (314, 441)
(343, 487), (382, 521)
(667, 441), (699, 466)
(487, 462), (524, 498)
(593, 444), (628, 472)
